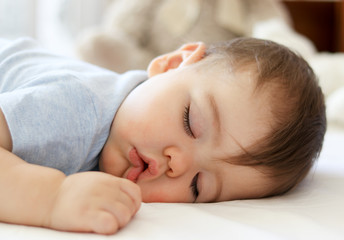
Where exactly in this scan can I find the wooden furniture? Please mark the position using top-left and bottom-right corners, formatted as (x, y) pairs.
(282, 0), (344, 52)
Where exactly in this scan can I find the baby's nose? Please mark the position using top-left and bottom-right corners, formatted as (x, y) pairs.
(163, 146), (193, 178)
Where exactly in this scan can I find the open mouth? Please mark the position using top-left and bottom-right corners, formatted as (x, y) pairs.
(127, 148), (155, 182)
(143, 161), (149, 172)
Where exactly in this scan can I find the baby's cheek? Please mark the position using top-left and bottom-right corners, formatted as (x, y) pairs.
(141, 190), (170, 203)
(141, 186), (191, 203)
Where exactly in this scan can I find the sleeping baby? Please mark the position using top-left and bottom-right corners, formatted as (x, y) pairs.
(0, 37), (326, 234)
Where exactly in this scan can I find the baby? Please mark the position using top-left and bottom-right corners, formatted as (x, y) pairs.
(0, 37), (326, 234)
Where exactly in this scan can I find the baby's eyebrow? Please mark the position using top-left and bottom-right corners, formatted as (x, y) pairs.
(207, 93), (221, 144)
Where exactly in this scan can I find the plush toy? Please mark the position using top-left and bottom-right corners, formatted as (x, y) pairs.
(76, 0), (289, 73)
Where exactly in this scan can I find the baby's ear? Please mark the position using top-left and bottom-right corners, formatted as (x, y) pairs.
(147, 42), (206, 77)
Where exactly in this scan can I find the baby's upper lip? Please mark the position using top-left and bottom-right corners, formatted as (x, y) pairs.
(127, 148), (158, 182)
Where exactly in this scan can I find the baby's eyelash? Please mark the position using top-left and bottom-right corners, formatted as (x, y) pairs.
(183, 106), (195, 138)
(190, 172), (200, 201)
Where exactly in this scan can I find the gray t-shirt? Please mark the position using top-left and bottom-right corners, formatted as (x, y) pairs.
(0, 38), (147, 175)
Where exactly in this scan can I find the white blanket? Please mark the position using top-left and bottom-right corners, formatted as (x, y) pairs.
(1, 128), (343, 240)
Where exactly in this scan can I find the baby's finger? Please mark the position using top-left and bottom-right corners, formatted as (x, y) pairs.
(118, 178), (142, 212)
(104, 200), (133, 229)
(90, 211), (120, 235)
(112, 189), (139, 216)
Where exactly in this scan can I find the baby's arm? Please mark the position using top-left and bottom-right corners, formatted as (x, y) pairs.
(0, 109), (141, 235)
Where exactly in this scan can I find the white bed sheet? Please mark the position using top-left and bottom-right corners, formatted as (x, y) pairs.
(1, 128), (343, 240)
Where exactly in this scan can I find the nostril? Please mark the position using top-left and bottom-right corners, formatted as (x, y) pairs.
(166, 169), (175, 177)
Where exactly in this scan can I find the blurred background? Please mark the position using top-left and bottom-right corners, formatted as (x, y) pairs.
(0, 0), (342, 58)
(0, 0), (110, 57)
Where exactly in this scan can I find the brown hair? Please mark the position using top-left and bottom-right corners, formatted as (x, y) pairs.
(204, 38), (326, 197)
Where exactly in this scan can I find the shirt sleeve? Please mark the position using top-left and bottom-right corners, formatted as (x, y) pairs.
(0, 75), (100, 174)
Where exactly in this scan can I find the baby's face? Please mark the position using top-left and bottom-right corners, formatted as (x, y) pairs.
(100, 64), (274, 203)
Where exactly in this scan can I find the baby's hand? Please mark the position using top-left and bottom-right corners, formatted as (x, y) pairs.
(45, 172), (141, 235)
